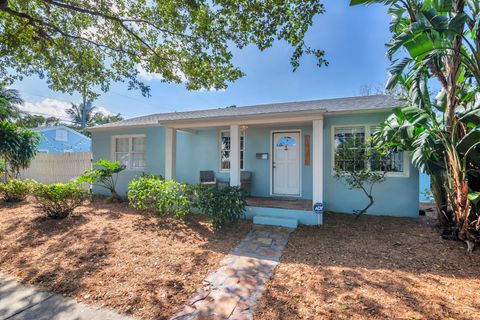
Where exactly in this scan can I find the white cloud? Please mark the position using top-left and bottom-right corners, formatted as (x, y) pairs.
(137, 66), (165, 81)
(19, 98), (112, 120)
(96, 106), (112, 116)
(20, 98), (71, 119)
(137, 65), (188, 83)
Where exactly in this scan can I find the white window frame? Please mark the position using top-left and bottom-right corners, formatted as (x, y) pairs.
(331, 124), (410, 178)
(55, 129), (68, 142)
(218, 129), (246, 172)
(111, 134), (146, 170)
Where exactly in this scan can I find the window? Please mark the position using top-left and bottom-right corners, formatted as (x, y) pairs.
(333, 125), (406, 175)
(369, 127), (404, 173)
(113, 135), (146, 169)
(55, 129), (68, 142)
(219, 130), (245, 171)
(275, 136), (297, 150)
(334, 126), (366, 171)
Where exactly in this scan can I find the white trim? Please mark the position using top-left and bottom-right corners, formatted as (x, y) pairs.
(165, 127), (176, 181)
(330, 124), (410, 178)
(312, 119), (323, 205)
(269, 129), (302, 197)
(164, 113), (325, 129)
(218, 129), (246, 173)
(230, 125), (241, 186)
(111, 134), (147, 171)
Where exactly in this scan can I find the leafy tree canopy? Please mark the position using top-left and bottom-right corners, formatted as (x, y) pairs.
(0, 121), (39, 179)
(351, 0), (480, 249)
(0, 85), (23, 121)
(16, 114), (61, 128)
(0, 0), (326, 99)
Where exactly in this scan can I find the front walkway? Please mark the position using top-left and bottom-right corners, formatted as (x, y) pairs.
(0, 274), (132, 320)
(171, 225), (293, 320)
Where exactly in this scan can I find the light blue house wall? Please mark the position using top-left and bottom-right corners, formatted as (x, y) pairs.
(35, 126), (91, 153)
(91, 127), (165, 195)
(91, 111), (419, 218)
(419, 173), (431, 202)
(176, 126), (313, 199)
(323, 113), (419, 217)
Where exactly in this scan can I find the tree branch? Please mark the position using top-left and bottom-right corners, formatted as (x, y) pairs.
(0, 2), (181, 65)
(41, 0), (194, 39)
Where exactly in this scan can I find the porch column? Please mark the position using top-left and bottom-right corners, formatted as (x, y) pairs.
(312, 117), (324, 204)
(229, 124), (241, 186)
(165, 127), (176, 181)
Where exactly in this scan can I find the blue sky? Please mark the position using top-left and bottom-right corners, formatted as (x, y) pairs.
(13, 1), (392, 120)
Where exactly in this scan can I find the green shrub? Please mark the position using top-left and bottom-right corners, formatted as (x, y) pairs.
(0, 179), (33, 202)
(194, 186), (246, 229)
(33, 182), (89, 219)
(78, 160), (126, 202)
(128, 176), (192, 220)
(0, 159), (4, 179)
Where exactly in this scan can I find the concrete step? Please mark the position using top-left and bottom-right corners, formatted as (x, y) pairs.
(253, 215), (298, 228)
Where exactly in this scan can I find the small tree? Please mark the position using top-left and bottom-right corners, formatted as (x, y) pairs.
(333, 138), (388, 217)
(78, 160), (126, 201)
(0, 121), (39, 180)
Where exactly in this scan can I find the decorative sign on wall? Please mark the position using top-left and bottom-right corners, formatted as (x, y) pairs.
(304, 135), (311, 166)
(256, 153), (269, 160)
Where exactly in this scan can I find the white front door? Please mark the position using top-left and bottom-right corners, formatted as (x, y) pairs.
(272, 131), (301, 196)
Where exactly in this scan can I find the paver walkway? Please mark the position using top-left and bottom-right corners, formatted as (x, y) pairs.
(171, 225), (293, 320)
(0, 273), (132, 320)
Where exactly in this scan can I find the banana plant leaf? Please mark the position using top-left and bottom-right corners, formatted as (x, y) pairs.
(468, 192), (480, 205)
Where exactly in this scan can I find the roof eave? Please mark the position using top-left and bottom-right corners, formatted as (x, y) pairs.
(87, 122), (162, 133)
(87, 105), (398, 132)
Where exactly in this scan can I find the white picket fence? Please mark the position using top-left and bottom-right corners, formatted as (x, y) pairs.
(19, 152), (92, 184)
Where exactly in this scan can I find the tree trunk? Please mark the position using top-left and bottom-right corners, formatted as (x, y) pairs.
(430, 171), (451, 228)
(354, 194), (374, 219)
(110, 190), (123, 202)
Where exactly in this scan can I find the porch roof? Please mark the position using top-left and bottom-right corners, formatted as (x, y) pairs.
(89, 95), (402, 131)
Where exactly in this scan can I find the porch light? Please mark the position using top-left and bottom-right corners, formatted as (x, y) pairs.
(240, 125), (249, 131)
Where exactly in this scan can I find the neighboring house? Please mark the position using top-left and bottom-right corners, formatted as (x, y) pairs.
(88, 95), (419, 227)
(33, 126), (91, 153)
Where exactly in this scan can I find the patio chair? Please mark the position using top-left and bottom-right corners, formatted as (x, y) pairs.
(241, 171), (253, 195)
(200, 170), (217, 187)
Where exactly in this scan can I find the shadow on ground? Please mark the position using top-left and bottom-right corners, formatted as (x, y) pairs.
(255, 212), (480, 320)
(0, 196), (252, 320)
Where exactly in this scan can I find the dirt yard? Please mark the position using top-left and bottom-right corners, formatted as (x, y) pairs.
(255, 211), (480, 320)
(0, 197), (251, 319)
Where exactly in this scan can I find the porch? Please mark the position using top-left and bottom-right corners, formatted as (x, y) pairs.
(161, 113), (325, 227)
(246, 196), (312, 211)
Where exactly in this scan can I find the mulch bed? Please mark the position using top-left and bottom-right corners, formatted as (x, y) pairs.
(255, 210), (480, 320)
(0, 196), (251, 320)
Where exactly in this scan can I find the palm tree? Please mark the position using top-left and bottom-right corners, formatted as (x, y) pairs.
(66, 103), (97, 127)
(0, 86), (23, 121)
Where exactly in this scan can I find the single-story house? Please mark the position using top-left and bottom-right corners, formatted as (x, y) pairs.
(34, 125), (91, 153)
(88, 95), (419, 227)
